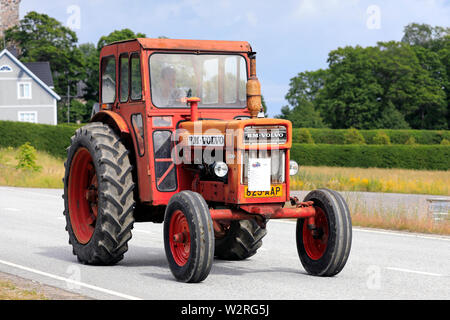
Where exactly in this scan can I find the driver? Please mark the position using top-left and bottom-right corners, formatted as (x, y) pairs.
(154, 66), (185, 106)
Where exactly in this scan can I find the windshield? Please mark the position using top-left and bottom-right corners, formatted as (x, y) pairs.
(149, 53), (247, 108)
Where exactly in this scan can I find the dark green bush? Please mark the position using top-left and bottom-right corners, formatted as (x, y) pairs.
(292, 128), (450, 145)
(296, 128), (314, 144)
(343, 128), (366, 144)
(290, 144), (450, 170)
(404, 136), (417, 145)
(16, 142), (41, 172)
(0, 121), (79, 158)
(372, 131), (391, 145)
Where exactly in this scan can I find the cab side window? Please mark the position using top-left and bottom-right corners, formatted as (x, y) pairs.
(130, 53), (142, 100)
(101, 56), (116, 104)
(119, 54), (129, 102)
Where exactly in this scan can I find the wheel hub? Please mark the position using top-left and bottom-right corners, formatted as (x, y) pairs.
(68, 148), (98, 244)
(302, 207), (329, 260)
(169, 210), (191, 266)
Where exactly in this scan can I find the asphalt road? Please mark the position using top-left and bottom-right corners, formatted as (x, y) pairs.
(0, 186), (449, 300)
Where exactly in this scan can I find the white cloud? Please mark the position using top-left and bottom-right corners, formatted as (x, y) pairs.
(246, 12), (258, 27)
(293, 0), (360, 19)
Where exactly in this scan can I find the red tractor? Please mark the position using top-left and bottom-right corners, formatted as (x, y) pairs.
(63, 38), (352, 282)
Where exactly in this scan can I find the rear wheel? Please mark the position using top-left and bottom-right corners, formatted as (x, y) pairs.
(296, 188), (352, 276)
(214, 220), (267, 260)
(63, 122), (135, 265)
(164, 191), (214, 283)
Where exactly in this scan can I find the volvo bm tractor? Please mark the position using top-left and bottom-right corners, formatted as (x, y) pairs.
(63, 38), (352, 282)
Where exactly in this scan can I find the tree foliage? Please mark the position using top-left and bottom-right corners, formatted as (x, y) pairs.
(277, 69), (327, 127)
(4, 12), (84, 96)
(3, 14), (149, 124)
(280, 23), (450, 130)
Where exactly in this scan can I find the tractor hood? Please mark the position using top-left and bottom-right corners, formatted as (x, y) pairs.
(178, 118), (292, 149)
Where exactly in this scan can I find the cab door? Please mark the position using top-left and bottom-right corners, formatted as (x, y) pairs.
(116, 46), (152, 202)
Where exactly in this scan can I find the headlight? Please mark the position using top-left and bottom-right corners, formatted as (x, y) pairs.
(213, 161), (228, 178)
(289, 160), (299, 176)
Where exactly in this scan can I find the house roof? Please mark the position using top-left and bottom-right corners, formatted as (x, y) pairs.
(0, 49), (60, 100)
(23, 62), (54, 88)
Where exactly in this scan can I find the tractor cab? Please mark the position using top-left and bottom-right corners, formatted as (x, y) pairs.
(93, 38), (294, 209)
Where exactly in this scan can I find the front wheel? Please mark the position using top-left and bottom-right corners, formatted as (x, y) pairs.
(163, 191), (214, 283)
(296, 188), (352, 276)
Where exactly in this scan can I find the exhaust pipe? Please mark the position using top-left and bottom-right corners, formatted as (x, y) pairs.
(246, 52), (262, 119)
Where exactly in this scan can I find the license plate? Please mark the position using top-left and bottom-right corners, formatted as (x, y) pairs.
(244, 185), (283, 198)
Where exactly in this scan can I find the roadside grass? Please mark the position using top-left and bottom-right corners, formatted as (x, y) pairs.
(0, 147), (64, 189)
(0, 280), (48, 300)
(351, 210), (450, 235)
(291, 166), (450, 196)
(345, 195), (450, 235)
(287, 195), (450, 235)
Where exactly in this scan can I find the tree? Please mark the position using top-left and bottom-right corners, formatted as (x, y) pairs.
(402, 23), (450, 51)
(97, 28), (146, 51)
(319, 41), (447, 129)
(4, 12), (84, 96)
(278, 70), (327, 128)
(319, 45), (393, 129)
(261, 95), (268, 117)
(408, 45), (448, 129)
(438, 35), (450, 128)
(281, 23), (449, 129)
(78, 43), (99, 102)
(79, 29), (148, 104)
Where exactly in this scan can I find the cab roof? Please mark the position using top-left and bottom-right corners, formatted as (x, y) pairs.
(107, 38), (253, 53)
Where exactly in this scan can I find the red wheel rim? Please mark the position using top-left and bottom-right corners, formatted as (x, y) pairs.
(303, 207), (329, 260)
(68, 148), (98, 244)
(169, 210), (191, 266)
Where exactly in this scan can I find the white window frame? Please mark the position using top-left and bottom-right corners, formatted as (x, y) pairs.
(17, 81), (32, 99)
(18, 111), (38, 123)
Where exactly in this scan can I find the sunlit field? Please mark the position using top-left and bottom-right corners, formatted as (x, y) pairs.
(291, 166), (450, 196)
(0, 147), (64, 189)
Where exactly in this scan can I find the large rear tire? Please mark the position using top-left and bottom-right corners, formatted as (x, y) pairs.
(214, 220), (267, 260)
(296, 188), (352, 276)
(63, 122), (135, 265)
(164, 191), (214, 283)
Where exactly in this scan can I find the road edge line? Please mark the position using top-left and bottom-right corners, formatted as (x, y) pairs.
(0, 259), (143, 300)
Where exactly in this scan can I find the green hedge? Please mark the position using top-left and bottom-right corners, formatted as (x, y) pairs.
(290, 144), (450, 170)
(0, 121), (79, 158)
(1, 121), (449, 170)
(292, 128), (450, 145)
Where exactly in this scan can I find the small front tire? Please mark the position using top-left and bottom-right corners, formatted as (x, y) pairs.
(296, 188), (352, 276)
(163, 191), (214, 283)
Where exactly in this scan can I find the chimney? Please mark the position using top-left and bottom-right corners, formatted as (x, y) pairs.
(0, 0), (21, 39)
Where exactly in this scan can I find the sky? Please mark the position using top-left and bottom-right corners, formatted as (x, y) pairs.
(19, 0), (450, 117)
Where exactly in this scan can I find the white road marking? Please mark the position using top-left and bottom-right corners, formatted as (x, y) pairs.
(269, 220), (450, 242)
(2, 208), (20, 212)
(134, 229), (153, 234)
(352, 227), (450, 242)
(0, 259), (143, 300)
(1, 187), (61, 199)
(386, 267), (446, 277)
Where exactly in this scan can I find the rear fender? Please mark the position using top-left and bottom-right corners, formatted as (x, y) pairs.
(90, 111), (130, 135)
